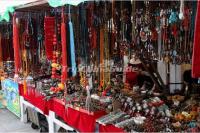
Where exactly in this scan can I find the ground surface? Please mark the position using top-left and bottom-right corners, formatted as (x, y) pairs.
(0, 109), (37, 132)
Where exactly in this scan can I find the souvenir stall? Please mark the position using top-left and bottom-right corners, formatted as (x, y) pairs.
(0, 0), (200, 132)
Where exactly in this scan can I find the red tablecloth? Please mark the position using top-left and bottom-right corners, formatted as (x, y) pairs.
(49, 98), (65, 119)
(65, 107), (106, 132)
(99, 124), (125, 133)
(51, 98), (106, 132)
(19, 84), (50, 115)
(19, 84), (120, 132)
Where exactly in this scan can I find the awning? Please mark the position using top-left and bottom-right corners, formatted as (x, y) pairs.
(0, 0), (86, 22)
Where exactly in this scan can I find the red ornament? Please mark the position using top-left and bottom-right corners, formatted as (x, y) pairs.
(52, 68), (56, 71)
(52, 71), (56, 75)
(13, 13), (21, 74)
(61, 7), (68, 83)
(51, 75), (55, 79)
(44, 17), (55, 60)
(50, 87), (55, 91)
(53, 41), (57, 45)
(53, 55), (56, 59)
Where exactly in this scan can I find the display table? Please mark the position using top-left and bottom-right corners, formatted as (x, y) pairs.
(2, 81), (126, 133)
(20, 96), (48, 122)
(50, 98), (106, 132)
(19, 84), (50, 115)
(19, 84), (107, 132)
(19, 85), (75, 133)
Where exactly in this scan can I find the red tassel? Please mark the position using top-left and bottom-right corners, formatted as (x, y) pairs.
(13, 13), (21, 74)
(44, 17), (55, 60)
(61, 8), (68, 83)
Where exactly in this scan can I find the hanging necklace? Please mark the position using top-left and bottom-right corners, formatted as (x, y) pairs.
(100, 26), (105, 90)
(131, 0), (136, 42)
(104, 2), (111, 87)
(51, 8), (61, 80)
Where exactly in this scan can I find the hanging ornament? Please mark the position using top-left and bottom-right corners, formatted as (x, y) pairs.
(68, 6), (77, 77)
(13, 13), (21, 78)
(44, 17), (55, 60)
(58, 82), (65, 90)
(51, 9), (62, 80)
(61, 7), (68, 83)
(100, 28), (105, 89)
(179, 0), (184, 20)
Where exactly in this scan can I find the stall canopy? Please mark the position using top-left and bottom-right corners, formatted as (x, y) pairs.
(0, 0), (86, 22)
(0, 0), (38, 21)
(47, 0), (85, 7)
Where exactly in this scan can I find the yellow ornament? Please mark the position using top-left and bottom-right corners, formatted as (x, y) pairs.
(51, 63), (58, 68)
(58, 83), (65, 90)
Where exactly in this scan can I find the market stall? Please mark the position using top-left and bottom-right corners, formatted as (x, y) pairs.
(0, 0), (200, 132)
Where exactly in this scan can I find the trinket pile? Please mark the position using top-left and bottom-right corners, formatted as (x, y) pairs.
(96, 93), (200, 132)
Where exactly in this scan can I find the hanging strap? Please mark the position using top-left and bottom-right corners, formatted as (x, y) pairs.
(37, 14), (44, 63)
(81, 4), (89, 65)
(131, 0), (136, 40)
(111, 1), (116, 57)
(88, 4), (97, 50)
(104, 26), (110, 85)
(13, 13), (21, 75)
(21, 29), (29, 95)
(22, 20), (31, 78)
(100, 27), (104, 88)
(44, 17), (55, 60)
(61, 7), (68, 82)
(191, 1), (197, 37)
(69, 6), (77, 77)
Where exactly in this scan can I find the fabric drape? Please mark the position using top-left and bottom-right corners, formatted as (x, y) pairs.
(192, 1), (200, 78)
(61, 9), (68, 82)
